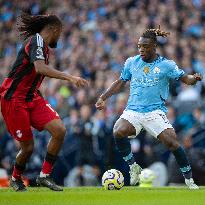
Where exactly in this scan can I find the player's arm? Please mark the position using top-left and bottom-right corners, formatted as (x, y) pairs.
(167, 61), (202, 85)
(96, 57), (132, 110)
(28, 34), (88, 87)
(180, 73), (202, 85)
(95, 79), (126, 110)
(34, 60), (88, 87)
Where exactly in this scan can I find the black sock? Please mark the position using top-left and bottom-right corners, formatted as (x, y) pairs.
(12, 162), (26, 180)
(172, 146), (192, 179)
(14, 162), (26, 171)
(45, 152), (58, 165)
(114, 137), (135, 165)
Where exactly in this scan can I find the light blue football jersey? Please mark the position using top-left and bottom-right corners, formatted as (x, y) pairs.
(120, 55), (185, 113)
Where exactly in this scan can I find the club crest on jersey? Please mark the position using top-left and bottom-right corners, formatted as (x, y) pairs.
(143, 67), (149, 74)
(16, 130), (22, 138)
(154, 67), (160, 74)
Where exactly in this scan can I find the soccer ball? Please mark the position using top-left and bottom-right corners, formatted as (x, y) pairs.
(102, 169), (124, 190)
(139, 168), (156, 187)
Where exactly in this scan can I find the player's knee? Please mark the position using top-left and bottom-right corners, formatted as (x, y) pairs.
(22, 143), (34, 156)
(113, 127), (127, 138)
(55, 124), (66, 139)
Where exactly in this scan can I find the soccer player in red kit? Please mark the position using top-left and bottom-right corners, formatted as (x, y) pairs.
(0, 13), (88, 191)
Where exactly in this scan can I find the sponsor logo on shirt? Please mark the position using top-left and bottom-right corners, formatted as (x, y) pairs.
(133, 77), (159, 86)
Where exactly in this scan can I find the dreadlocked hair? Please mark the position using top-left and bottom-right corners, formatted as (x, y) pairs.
(17, 12), (62, 40)
(142, 25), (170, 44)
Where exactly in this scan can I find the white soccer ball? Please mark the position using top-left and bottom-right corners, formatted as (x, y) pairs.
(102, 169), (124, 190)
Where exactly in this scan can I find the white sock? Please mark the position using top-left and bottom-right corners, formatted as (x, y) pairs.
(40, 171), (49, 178)
(12, 176), (16, 181)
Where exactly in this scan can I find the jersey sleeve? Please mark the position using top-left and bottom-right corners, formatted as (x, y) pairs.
(28, 34), (45, 63)
(120, 58), (132, 81)
(167, 60), (185, 80)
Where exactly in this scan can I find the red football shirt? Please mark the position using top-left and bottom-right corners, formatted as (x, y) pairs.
(0, 33), (49, 101)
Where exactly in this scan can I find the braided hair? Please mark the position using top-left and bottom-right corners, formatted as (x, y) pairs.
(17, 12), (62, 40)
(142, 25), (170, 44)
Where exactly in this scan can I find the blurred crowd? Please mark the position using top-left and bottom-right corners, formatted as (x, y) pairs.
(0, 0), (205, 187)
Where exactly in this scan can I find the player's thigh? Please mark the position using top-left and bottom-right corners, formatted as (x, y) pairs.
(142, 110), (173, 138)
(113, 118), (135, 137)
(114, 110), (142, 137)
(30, 98), (60, 132)
(1, 99), (32, 141)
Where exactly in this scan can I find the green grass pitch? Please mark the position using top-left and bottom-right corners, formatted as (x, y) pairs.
(0, 186), (204, 205)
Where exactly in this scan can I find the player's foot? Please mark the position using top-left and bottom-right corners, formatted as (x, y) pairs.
(36, 176), (63, 191)
(129, 162), (142, 186)
(185, 178), (199, 189)
(10, 178), (27, 192)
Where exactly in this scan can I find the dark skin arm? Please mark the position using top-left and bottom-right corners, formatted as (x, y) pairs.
(95, 79), (126, 110)
(34, 60), (88, 88)
(180, 73), (202, 85)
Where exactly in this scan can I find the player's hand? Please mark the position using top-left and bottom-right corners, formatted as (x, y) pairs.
(95, 97), (106, 110)
(193, 73), (203, 81)
(70, 76), (89, 88)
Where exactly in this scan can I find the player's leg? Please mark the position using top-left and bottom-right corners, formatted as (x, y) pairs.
(36, 119), (66, 191)
(1, 98), (34, 191)
(141, 110), (198, 189)
(158, 128), (198, 189)
(113, 118), (136, 165)
(113, 110), (142, 185)
(41, 119), (66, 175)
(10, 139), (34, 191)
(30, 99), (66, 191)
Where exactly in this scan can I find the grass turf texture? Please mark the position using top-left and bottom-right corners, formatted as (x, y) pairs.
(0, 187), (204, 205)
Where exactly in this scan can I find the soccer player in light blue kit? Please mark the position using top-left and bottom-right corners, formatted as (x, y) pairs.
(96, 27), (202, 189)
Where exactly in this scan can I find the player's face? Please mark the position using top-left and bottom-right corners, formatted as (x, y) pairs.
(137, 37), (157, 62)
(49, 26), (62, 48)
